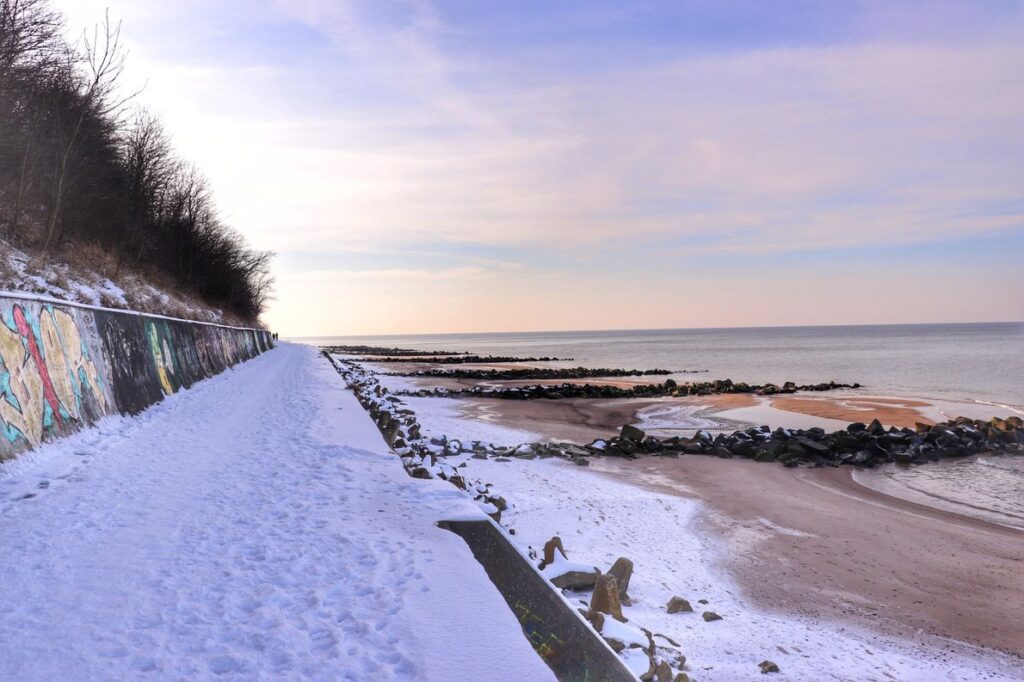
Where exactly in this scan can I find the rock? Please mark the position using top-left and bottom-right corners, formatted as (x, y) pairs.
(621, 424), (647, 442)
(665, 378), (677, 388)
(759, 660), (780, 674)
(591, 574), (624, 621)
(702, 611), (723, 622)
(654, 659), (673, 681)
(541, 536), (566, 568)
(549, 567), (601, 590)
(585, 608), (605, 633)
(673, 674), (690, 682)
(608, 557), (634, 600)
(666, 596), (692, 614)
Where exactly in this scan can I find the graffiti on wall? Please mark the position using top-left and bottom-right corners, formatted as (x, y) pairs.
(0, 302), (109, 452)
(145, 320), (179, 395)
(1, 294), (275, 460)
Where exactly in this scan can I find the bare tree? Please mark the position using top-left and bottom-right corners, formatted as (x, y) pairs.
(1, 0), (274, 321)
(42, 11), (134, 250)
(0, 0), (61, 233)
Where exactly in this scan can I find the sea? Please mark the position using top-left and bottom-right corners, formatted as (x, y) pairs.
(304, 322), (1024, 530)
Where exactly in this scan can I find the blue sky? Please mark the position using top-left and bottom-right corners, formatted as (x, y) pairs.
(55, 1), (1024, 334)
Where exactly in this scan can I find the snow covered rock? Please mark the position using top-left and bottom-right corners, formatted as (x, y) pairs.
(541, 553), (600, 590)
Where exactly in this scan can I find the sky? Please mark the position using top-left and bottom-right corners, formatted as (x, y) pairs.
(53, 1), (1024, 336)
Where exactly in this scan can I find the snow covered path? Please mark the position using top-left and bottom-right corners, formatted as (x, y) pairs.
(0, 343), (554, 681)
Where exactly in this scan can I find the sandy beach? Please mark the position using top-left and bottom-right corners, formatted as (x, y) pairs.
(593, 456), (1024, 658)
(368, 358), (964, 435)
(339, 348), (1024, 678)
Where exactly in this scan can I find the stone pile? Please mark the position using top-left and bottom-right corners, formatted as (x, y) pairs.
(399, 378), (862, 400)
(322, 344), (469, 357)
(540, 538), (688, 681)
(389, 366), (683, 380)
(323, 353), (513, 523)
(363, 354), (573, 364)
(580, 418), (1024, 468)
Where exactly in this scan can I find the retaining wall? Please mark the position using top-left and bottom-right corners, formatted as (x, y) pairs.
(0, 292), (274, 461)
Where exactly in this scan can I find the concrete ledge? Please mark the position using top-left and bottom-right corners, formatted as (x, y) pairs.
(439, 519), (637, 682)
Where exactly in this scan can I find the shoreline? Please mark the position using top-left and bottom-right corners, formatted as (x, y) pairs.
(589, 456), (1024, 659)
(364, 359), (1014, 436)
(335, 350), (1024, 678)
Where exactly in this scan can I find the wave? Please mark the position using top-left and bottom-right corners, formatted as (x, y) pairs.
(975, 457), (1024, 476)
(970, 399), (1024, 416)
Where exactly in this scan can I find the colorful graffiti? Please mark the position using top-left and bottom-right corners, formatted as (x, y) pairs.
(1, 295), (275, 460)
(145, 320), (179, 395)
(0, 303), (109, 452)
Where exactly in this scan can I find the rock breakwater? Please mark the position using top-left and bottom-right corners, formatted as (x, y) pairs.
(389, 367), (682, 380)
(322, 344), (469, 357)
(350, 354), (573, 364)
(398, 378), (862, 400)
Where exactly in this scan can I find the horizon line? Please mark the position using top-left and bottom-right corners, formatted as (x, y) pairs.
(286, 319), (1024, 340)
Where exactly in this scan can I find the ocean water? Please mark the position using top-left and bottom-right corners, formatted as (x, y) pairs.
(306, 322), (1024, 528)
(854, 455), (1024, 531)
(305, 322), (1024, 408)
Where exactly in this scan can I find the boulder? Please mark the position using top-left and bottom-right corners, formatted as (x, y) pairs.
(541, 536), (566, 568)
(759, 660), (780, 674)
(621, 424), (647, 442)
(654, 659), (673, 681)
(701, 611), (723, 622)
(590, 574), (624, 621)
(544, 554), (601, 590)
(608, 557), (634, 600)
(666, 596), (692, 614)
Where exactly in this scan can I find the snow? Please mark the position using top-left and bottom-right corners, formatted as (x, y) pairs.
(540, 553), (599, 582)
(600, 618), (649, 649)
(0, 237), (229, 324)
(400, 395), (544, 446)
(452, 456), (1024, 681)
(0, 343), (555, 681)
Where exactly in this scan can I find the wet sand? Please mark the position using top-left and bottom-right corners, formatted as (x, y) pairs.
(770, 395), (934, 429)
(455, 397), (653, 442)
(594, 456), (1024, 658)
(454, 394), (761, 442)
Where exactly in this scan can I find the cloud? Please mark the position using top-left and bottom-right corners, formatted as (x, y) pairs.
(49, 0), (1024, 333)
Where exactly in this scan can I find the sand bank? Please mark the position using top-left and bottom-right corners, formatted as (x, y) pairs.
(593, 456), (1024, 658)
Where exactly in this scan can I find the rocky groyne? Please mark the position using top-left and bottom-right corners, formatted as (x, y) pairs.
(398, 378), (862, 400)
(389, 366), (682, 380)
(323, 344), (469, 357)
(350, 354), (573, 364)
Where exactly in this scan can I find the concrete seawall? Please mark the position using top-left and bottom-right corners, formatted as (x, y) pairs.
(0, 292), (274, 461)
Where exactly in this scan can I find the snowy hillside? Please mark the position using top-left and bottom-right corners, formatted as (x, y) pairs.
(1, 236), (233, 324)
